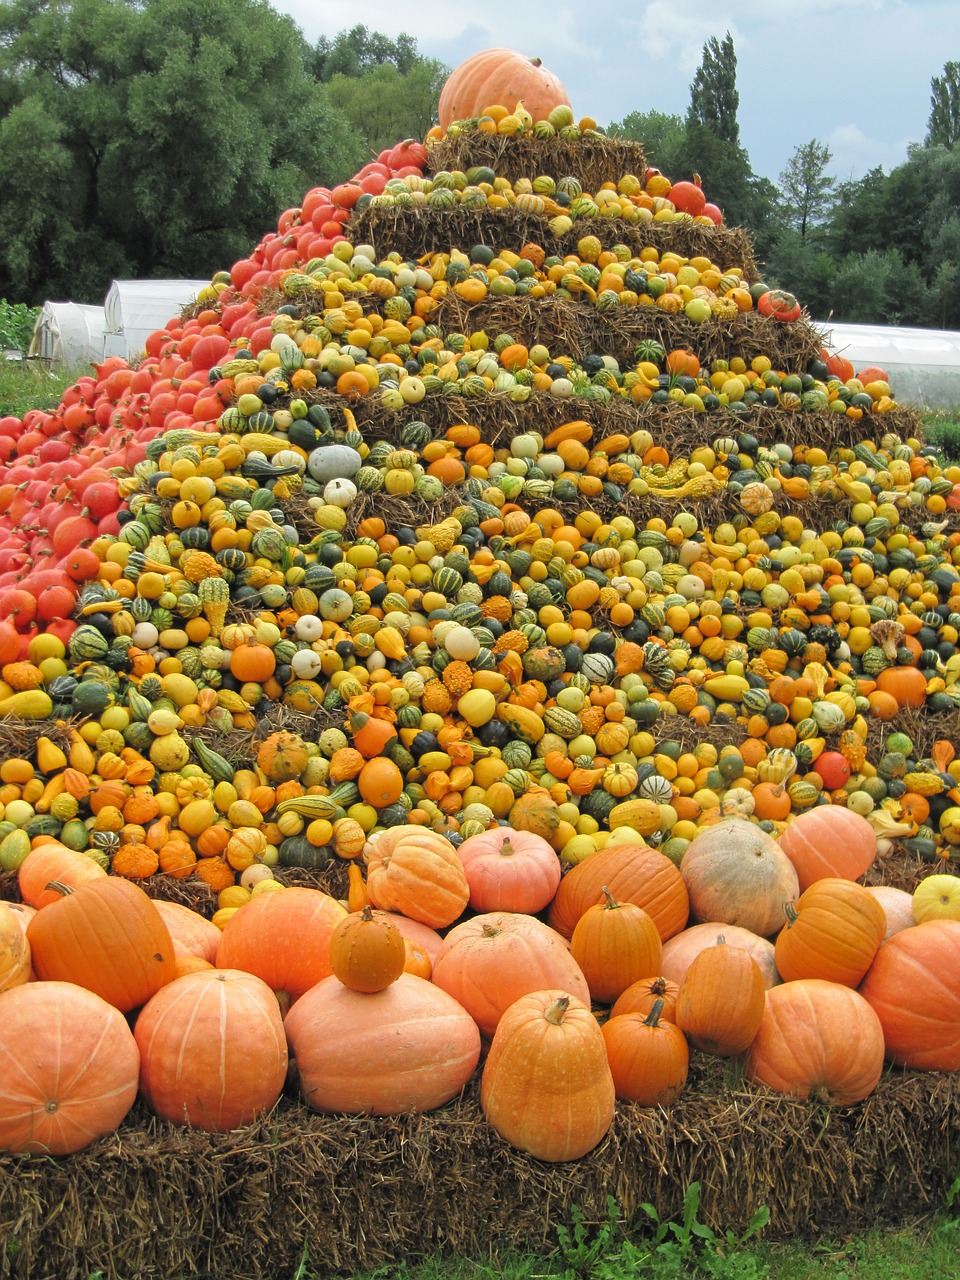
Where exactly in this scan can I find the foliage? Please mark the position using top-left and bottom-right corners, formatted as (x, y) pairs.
(0, 360), (81, 417)
(779, 140), (836, 241)
(609, 110), (687, 178)
(0, 2), (409, 305)
(312, 26), (423, 82)
(0, 300), (38, 355)
(321, 60), (447, 160)
(927, 60), (960, 149)
(687, 33), (741, 149)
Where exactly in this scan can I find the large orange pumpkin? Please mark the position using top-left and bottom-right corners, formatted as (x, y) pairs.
(431, 911), (590, 1038)
(661, 922), (780, 989)
(480, 989), (614, 1162)
(285, 973), (480, 1115)
(135, 969), (287, 1132)
(18, 843), (106, 909)
(153, 899), (221, 965)
(548, 843), (688, 941)
(745, 979), (885, 1105)
(777, 806), (876, 892)
(437, 48), (571, 131)
(0, 981), (140, 1154)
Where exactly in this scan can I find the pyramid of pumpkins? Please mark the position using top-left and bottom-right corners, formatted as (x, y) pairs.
(2, 48), (960, 1167)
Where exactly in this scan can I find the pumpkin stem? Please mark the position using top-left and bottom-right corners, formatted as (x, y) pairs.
(45, 881), (74, 897)
(499, 838), (516, 857)
(530, 57), (542, 67)
(359, 904), (374, 922)
(601, 885), (619, 910)
(783, 902), (799, 926)
(650, 977), (667, 996)
(481, 924), (502, 938)
(544, 995), (570, 1025)
(643, 997), (665, 1028)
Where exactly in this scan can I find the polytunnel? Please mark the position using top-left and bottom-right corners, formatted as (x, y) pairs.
(102, 279), (210, 362)
(817, 321), (960, 409)
(27, 301), (108, 369)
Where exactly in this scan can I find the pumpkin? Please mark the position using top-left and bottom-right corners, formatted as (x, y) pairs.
(507, 785), (561, 840)
(675, 937), (765, 1057)
(0, 981), (140, 1155)
(18, 843), (106, 909)
(680, 818), (799, 937)
(285, 973), (480, 1114)
(548, 844), (688, 941)
(374, 911), (444, 965)
(437, 48), (571, 131)
(455, 826), (560, 914)
(357, 757), (404, 808)
(875, 665), (927, 709)
(777, 806), (876, 892)
(602, 1000), (689, 1105)
(215, 887), (347, 1015)
(431, 911), (590, 1039)
(256, 731), (309, 782)
(481, 990), (615, 1162)
(745, 979), (885, 1105)
(865, 886), (916, 940)
(153, 900), (222, 964)
(27, 878), (176, 1012)
(0, 901), (31, 994)
(570, 887), (663, 1004)
(135, 969), (287, 1132)
(364, 826), (469, 928)
(858, 920), (960, 1070)
(661, 922), (780, 990)
(610, 974), (680, 1022)
(329, 905), (406, 993)
(775, 879), (885, 987)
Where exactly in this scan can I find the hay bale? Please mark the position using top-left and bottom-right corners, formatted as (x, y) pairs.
(0, 1067), (958, 1279)
(349, 207), (761, 282)
(426, 132), (648, 194)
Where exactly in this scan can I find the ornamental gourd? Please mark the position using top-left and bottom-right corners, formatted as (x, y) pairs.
(364, 826), (469, 928)
(437, 48), (571, 131)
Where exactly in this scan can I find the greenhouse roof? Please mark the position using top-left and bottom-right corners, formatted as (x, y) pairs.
(817, 321), (960, 409)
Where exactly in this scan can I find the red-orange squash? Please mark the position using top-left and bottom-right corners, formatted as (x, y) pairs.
(680, 818), (798, 937)
(481, 989), (614, 1162)
(610, 975), (680, 1022)
(456, 827), (560, 914)
(0, 981), (140, 1154)
(601, 1001), (689, 1105)
(745, 979), (885, 1104)
(858, 920), (960, 1070)
(570, 888), (663, 1004)
(364, 826), (469, 928)
(437, 48), (571, 131)
(431, 911), (590, 1039)
(27, 878), (176, 1013)
(216, 887), (346, 1014)
(777, 806), (876, 892)
(285, 973), (481, 1114)
(548, 844), (688, 941)
(135, 969), (287, 1132)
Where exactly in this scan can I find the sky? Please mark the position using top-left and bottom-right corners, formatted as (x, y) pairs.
(270, 0), (960, 186)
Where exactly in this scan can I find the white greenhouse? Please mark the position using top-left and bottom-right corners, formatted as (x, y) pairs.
(27, 301), (108, 369)
(30, 279), (209, 369)
(817, 321), (960, 409)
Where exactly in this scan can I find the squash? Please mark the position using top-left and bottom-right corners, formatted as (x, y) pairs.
(437, 48), (571, 130)
(680, 819), (799, 937)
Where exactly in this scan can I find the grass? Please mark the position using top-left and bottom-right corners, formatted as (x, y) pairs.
(0, 358), (89, 418)
(923, 408), (960, 465)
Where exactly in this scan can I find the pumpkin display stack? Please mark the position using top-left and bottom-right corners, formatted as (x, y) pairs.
(2, 47), (960, 1197)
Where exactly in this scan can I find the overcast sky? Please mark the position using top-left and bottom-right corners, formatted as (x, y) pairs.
(271, 0), (959, 185)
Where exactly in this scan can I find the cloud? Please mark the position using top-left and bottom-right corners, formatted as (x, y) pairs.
(826, 122), (916, 180)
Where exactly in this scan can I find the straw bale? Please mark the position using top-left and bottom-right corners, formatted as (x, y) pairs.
(0, 1065), (958, 1280)
(426, 132), (648, 193)
(349, 206), (760, 282)
(0, 714), (78, 765)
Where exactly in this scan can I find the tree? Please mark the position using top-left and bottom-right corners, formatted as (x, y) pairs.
(0, 0), (362, 305)
(927, 60), (960, 149)
(608, 110), (686, 177)
(778, 140), (836, 242)
(320, 59), (447, 159)
(687, 33), (740, 148)
(312, 26), (422, 82)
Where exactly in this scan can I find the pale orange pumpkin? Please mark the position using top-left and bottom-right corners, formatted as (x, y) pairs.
(455, 826), (560, 914)
(364, 826), (469, 929)
(437, 48), (571, 130)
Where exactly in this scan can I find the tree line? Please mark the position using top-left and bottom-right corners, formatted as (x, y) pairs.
(1, 3), (957, 333)
(610, 40), (960, 330)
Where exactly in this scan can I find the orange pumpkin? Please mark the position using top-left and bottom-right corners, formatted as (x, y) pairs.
(437, 48), (571, 130)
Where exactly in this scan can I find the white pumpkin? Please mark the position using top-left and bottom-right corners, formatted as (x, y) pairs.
(294, 615), (324, 643)
(324, 477), (358, 508)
